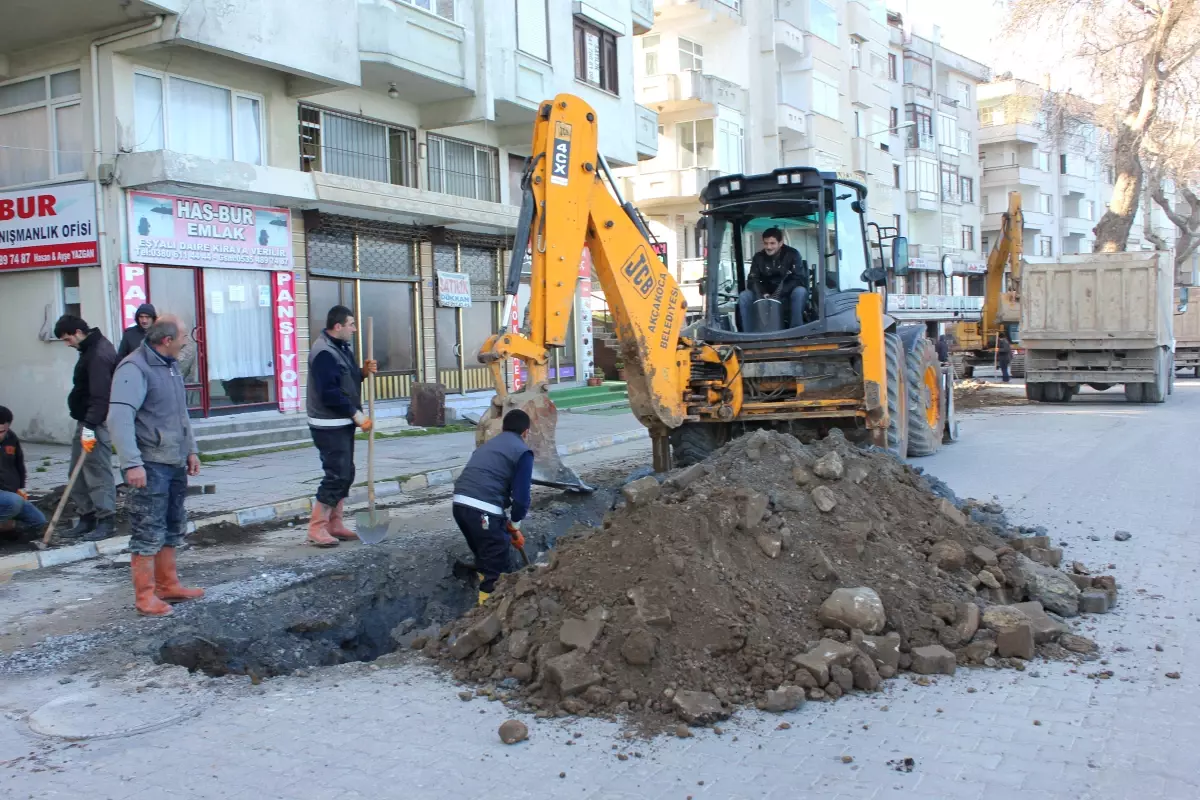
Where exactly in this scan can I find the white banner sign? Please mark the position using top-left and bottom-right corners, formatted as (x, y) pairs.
(436, 270), (472, 307)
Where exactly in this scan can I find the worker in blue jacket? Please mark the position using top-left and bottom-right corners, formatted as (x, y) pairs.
(451, 410), (534, 602)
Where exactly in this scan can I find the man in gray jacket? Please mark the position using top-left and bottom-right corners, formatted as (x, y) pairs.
(108, 315), (204, 617)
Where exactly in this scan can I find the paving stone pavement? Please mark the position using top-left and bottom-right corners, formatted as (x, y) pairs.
(0, 385), (1197, 799)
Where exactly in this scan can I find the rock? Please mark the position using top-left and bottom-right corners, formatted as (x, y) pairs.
(675, 724), (693, 738)
(1079, 591), (1111, 614)
(1018, 535), (1051, 550)
(930, 602), (958, 624)
(792, 638), (860, 685)
(995, 623), (1035, 660)
(847, 464), (870, 485)
(977, 570), (1001, 590)
(813, 452), (845, 480)
(620, 629), (657, 666)
(627, 587), (672, 628)
(807, 688), (826, 701)
(1059, 634), (1097, 654)
(928, 540), (967, 571)
(622, 476), (660, 506)
(1027, 547), (1063, 568)
(1114, 530), (1132, 541)
(818, 588), (886, 634)
(1068, 574), (1093, 591)
(850, 654), (881, 691)
(559, 618), (605, 652)
(809, 546), (839, 582)
(824, 681), (844, 700)
(583, 686), (613, 707)
(672, 691), (729, 725)
(756, 533), (782, 559)
(498, 720), (528, 744)
(878, 664), (896, 679)
(830, 665), (854, 693)
(851, 630), (902, 671)
(450, 613), (502, 660)
(544, 652), (602, 696)
(1013, 554), (1081, 617)
(1010, 602), (1069, 644)
(791, 669), (818, 690)
(792, 466), (813, 486)
(937, 498), (967, 526)
(954, 603), (980, 642)
(969, 546), (999, 568)
(510, 599), (539, 630)
(1091, 575), (1118, 604)
(963, 639), (997, 664)
(910, 645), (956, 676)
(511, 662), (533, 683)
(740, 492), (770, 530)
(763, 685), (806, 713)
(811, 486), (838, 513)
(982, 605), (1031, 632)
(668, 463), (708, 490)
(507, 630), (532, 659)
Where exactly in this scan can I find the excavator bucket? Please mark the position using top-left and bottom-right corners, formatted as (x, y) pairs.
(476, 385), (594, 493)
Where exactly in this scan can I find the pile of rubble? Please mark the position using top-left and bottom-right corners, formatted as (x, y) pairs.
(417, 430), (1113, 729)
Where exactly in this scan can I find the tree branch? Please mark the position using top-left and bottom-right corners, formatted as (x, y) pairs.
(1152, 185), (1191, 229)
(1164, 37), (1200, 77)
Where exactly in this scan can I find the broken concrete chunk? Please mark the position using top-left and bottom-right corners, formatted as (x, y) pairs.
(982, 605), (1031, 631)
(928, 540), (967, 572)
(1091, 575), (1118, 604)
(851, 630), (901, 671)
(818, 587), (886, 634)
(763, 685), (806, 713)
(823, 681), (844, 700)
(627, 587), (673, 628)
(544, 651), (602, 696)
(969, 545), (999, 568)
(667, 463), (709, 491)
(830, 665), (854, 693)
(995, 622), (1035, 660)
(450, 613), (502, 660)
(977, 570), (1002, 590)
(559, 618), (605, 652)
(937, 498), (967, 526)
(963, 639), (997, 664)
(850, 653), (882, 691)
(672, 691), (729, 725)
(739, 492), (771, 531)
(809, 545), (839, 582)
(811, 485), (838, 513)
(1068, 574), (1093, 591)
(847, 464), (870, 485)
(791, 466), (813, 486)
(1013, 554), (1080, 617)
(620, 629), (657, 666)
(1059, 634), (1097, 654)
(1079, 591), (1111, 614)
(813, 452), (845, 480)
(510, 662), (533, 683)
(1010, 601), (1069, 644)
(507, 629), (532, 660)
(756, 533), (782, 559)
(910, 645), (956, 675)
(792, 638), (859, 685)
(622, 476), (661, 506)
(954, 602), (980, 642)
(509, 599), (539, 630)
(1026, 547), (1063, 568)
(930, 602), (958, 625)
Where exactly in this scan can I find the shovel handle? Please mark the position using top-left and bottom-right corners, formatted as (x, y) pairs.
(366, 317), (375, 515)
(41, 449), (89, 548)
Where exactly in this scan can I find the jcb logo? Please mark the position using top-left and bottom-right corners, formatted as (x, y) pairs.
(622, 251), (655, 298)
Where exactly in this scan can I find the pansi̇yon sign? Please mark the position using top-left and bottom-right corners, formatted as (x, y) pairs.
(127, 191), (293, 271)
(0, 182), (98, 272)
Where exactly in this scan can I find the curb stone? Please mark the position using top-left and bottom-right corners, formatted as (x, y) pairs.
(0, 427), (650, 580)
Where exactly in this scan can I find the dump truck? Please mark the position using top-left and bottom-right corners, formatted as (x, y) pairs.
(1173, 293), (1200, 378)
(1022, 251), (1176, 403)
(474, 93), (955, 490)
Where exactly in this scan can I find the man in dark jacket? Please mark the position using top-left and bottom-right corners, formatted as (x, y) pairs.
(54, 315), (118, 540)
(116, 303), (157, 360)
(305, 305), (376, 547)
(997, 334), (1013, 383)
(738, 228), (810, 331)
(451, 410), (534, 603)
(0, 406), (46, 536)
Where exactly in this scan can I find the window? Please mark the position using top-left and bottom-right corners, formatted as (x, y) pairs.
(679, 38), (704, 72)
(813, 72), (839, 120)
(958, 129), (970, 155)
(850, 38), (863, 70)
(1037, 235), (1053, 257)
(427, 134), (499, 201)
(717, 118), (744, 174)
(809, 0), (838, 44)
(574, 18), (619, 93)
(0, 69), (83, 187)
(961, 225), (974, 250)
(1082, 199), (1094, 220)
(888, 53), (898, 81)
(60, 267), (81, 318)
(889, 106), (899, 131)
(981, 235), (990, 253)
(960, 176), (973, 203)
(981, 195), (989, 213)
(904, 57), (932, 89)
(1037, 151), (1050, 172)
(1039, 193), (1052, 214)
(516, 0), (549, 61)
(938, 114), (957, 150)
(1060, 154), (1068, 175)
(905, 105), (933, 151)
(956, 80), (971, 109)
(870, 52), (887, 79)
(941, 163), (959, 201)
(134, 71), (263, 165)
(906, 157), (938, 192)
(893, 163), (901, 188)
(401, 0), (455, 20)
(642, 34), (660, 76)
(299, 105), (416, 187)
(894, 213), (902, 234)
(676, 119), (715, 168)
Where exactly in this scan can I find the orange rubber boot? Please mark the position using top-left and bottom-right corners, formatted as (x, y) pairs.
(131, 554), (173, 617)
(328, 500), (358, 541)
(154, 547), (205, 602)
(307, 502), (338, 547)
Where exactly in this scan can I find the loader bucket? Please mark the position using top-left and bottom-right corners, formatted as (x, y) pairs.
(476, 385), (594, 493)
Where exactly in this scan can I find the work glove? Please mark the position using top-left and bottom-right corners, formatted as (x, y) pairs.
(362, 359), (378, 376)
(352, 411), (373, 432)
(17, 489), (28, 501)
(506, 520), (524, 550)
(81, 428), (97, 453)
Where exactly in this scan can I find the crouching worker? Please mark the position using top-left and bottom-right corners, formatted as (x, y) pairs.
(0, 405), (46, 538)
(451, 410), (533, 603)
(108, 315), (204, 617)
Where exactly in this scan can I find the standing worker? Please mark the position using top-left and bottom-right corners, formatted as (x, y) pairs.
(997, 334), (1013, 384)
(0, 405), (47, 537)
(115, 303), (157, 360)
(54, 314), (118, 541)
(451, 409), (534, 603)
(108, 315), (204, 617)
(305, 305), (376, 547)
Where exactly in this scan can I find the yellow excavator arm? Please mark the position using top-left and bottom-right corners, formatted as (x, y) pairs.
(475, 94), (691, 489)
(981, 191), (1024, 337)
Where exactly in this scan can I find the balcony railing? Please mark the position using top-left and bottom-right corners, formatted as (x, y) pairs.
(299, 105), (417, 188)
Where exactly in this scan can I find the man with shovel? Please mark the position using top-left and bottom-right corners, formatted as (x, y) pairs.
(451, 409), (534, 603)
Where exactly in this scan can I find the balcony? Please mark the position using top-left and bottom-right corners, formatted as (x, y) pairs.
(1060, 173), (1091, 195)
(937, 94), (959, 112)
(1061, 216), (1094, 236)
(846, 0), (884, 40)
(638, 71), (748, 115)
(849, 69), (886, 108)
(624, 167), (722, 206)
(904, 85), (934, 107)
(978, 122), (1043, 146)
(906, 190), (939, 212)
(851, 138), (892, 177)
(360, 0), (474, 104)
(632, 0), (654, 34)
(635, 105), (659, 161)
(654, 0), (744, 25)
(773, 19), (806, 59)
(0, 0), (181, 55)
(981, 164), (1049, 189)
(984, 209), (1053, 230)
(776, 104), (808, 137)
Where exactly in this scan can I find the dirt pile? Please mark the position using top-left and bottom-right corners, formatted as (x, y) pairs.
(421, 430), (1099, 728)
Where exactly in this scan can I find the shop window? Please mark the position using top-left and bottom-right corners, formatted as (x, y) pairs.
(0, 68), (83, 187)
(573, 17), (619, 93)
(134, 71), (264, 165)
(360, 280), (418, 374)
(299, 105), (415, 188)
(427, 134), (499, 202)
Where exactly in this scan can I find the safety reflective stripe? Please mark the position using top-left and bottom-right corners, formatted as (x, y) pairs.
(307, 416), (354, 428)
(452, 494), (504, 515)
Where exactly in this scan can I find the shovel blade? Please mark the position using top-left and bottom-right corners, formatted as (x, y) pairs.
(353, 510), (393, 545)
(477, 386), (593, 493)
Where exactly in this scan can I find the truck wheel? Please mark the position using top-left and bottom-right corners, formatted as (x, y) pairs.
(884, 332), (909, 459)
(1010, 355), (1026, 378)
(1144, 350), (1168, 403)
(1087, 383), (1112, 391)
(670, 422), (727, 468)
(1025, 382), (1045, 402)
(1124, 383), (1145, 403)
(1168, 354), (1175, 395)
(900, 327), (942, 457)
(1195, 366), (1199, 379)
(1042, 382), (1065, 402)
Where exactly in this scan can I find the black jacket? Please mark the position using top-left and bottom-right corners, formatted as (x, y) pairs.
(997, 339), (1012, 364)
(0, 429), (25, 493)
(116, 303), (157, 360)
(748, 245), (808, 298)
(68, 329), (119, 430)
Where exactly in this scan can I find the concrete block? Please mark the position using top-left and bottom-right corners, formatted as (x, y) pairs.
(1079, 591), (1111, 614)
(995, 622), (1035, 660)
(95, 536), (132, 556)
(0, 552), (40, 580)
(274, 498), (312, 517)
(38, 542), (98, 568)
(426, 469), (454, 486)
(235, 505), (276, 526)
(910, 645), (957, 675)
(402, 474), (429, 493)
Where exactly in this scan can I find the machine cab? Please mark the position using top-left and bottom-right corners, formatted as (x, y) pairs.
(697, 168), (904, 343)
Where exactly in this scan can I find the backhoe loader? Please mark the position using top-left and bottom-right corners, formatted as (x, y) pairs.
(475, 94), (955, 490)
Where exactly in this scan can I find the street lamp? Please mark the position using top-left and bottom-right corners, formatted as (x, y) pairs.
(862, 120), (915, 140)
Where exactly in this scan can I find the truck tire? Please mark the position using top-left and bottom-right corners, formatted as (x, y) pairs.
(884, 332), (909, 459)
(1087, 383), (1112, 391)
(1025, 381), (1046, 402)
(1043, 382), (1066, 402)
(1144, 350), (1168, 403)
(670, 422), (727, 468)
(1010, 354), (1026, 378)
(1168, 354), (1175, 395)
(1124, 383), (1145, 402)
(900, 327), (942, 457)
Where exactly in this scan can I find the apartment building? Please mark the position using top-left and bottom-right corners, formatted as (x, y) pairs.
(618, 0), (896, 308)
(0, 0), (658, 443)
(884, 14), (990, 322)
(977, 78), (1175, 265)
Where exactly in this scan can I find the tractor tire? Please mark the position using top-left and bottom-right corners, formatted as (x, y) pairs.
(883, 332), (909, 459)
(1124, 382), (1145, 403)
(670, 422), (727, 468)
(1025, 381), (1046, 402)
(900, 327), (943, 457)
(1010, 354), (1026, 378)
